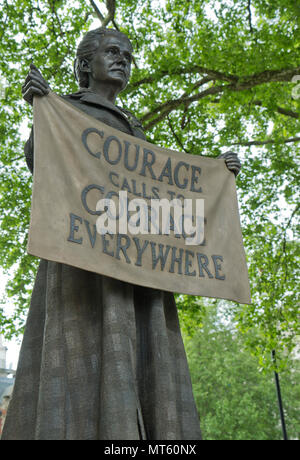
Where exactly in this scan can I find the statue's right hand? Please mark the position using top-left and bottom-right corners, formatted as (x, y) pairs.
(22, 63), (50, 105)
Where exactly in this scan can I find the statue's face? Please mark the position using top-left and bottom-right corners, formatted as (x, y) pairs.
(89, 35), (132, 91)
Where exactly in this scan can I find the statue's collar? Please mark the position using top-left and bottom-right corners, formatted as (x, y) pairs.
(64, 89), (145, 138)
(67, 88), (128, 121)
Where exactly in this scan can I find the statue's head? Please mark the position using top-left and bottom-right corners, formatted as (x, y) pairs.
(74, 28), (133, 92)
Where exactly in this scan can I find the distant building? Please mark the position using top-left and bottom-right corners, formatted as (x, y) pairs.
(0, 335), (15, 437)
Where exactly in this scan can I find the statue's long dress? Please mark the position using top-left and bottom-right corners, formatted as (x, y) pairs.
(2, 91), (201, 440)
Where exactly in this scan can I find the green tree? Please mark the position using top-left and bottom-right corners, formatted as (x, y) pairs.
(0, 0), (299, 370)
(183, 304), (300, 440)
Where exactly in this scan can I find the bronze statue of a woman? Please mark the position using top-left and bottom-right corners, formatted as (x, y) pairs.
(2, 28), (240, 440)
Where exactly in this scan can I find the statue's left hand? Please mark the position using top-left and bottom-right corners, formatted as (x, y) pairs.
(218, 151), (241, 177)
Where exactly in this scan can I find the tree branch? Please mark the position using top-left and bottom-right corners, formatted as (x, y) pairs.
(278, 203), (300, 283)
(142, 84), (225, 128)
(247, 0), (254, 34)
(212, 98), (299, 119)
(128, 66), (238, 91)
(102, 0), (116, 27)
(89, 0), (116, 27)
(140, 65), (300, 130)
(235, 66), (300, 89)
(181, 77), (213, 98)
(242, 100), (299, 119)
(167, 116), (191, 153)
(129, 65), (300, 94)
(231, 137), (300, 147)
(8, 155), (24, 163)
(89, 0), (105, 23)
(274, 106), (299, 119)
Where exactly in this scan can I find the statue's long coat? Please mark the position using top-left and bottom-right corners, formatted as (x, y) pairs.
(2, 90), (201, 440)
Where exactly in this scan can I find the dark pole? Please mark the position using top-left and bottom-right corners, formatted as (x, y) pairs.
(272, 350), (288, 440)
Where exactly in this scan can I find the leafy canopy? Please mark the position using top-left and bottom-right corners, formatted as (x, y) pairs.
(0, 0), (299, 370)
